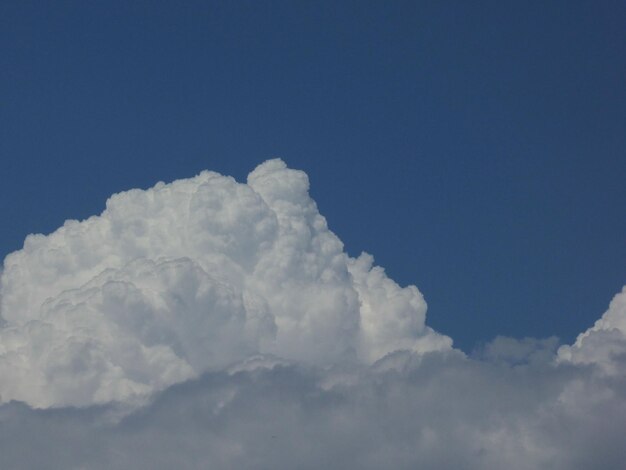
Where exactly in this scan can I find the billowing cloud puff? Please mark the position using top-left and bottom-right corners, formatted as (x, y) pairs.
(0, 159), (450, 407)
(1, 160), (625, 468)
(558, 286), (626, 375)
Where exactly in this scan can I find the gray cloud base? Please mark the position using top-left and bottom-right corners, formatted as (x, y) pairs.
(0, 160), (625, 468)
(1, 348), (625, 469)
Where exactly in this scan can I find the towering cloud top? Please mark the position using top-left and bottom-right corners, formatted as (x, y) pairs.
(0, 159), (450, 407)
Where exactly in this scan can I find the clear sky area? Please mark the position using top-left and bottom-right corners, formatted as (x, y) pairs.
(1, 0), (624, 352)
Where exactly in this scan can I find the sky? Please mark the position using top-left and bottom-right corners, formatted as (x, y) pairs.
(1, 1), (625, 351)
(1, 3), (626, 467)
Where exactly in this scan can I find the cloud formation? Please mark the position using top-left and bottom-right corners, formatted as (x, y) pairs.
(1, 343), (625, 469)
(0, 160), (625, 468)
(0, 159), (449, 407)
(558, 286), (626, 374)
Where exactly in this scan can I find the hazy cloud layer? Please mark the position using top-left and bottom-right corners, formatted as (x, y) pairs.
(1, 346), (625, 469)
(0, 160), (624, 468)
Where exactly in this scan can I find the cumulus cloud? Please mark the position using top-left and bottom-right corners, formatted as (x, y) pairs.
(558, 286), (626, 375)
(0, 159), (625, 468)
(0, 159), (449, 407)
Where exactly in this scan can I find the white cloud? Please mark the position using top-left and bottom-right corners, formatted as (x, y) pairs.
(558, 286), (626, 375)
(0, 159), (625, 468)
(0, 159), (449, 407)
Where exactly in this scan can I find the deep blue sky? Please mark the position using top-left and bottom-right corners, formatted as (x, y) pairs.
(1, 1), (624, 351)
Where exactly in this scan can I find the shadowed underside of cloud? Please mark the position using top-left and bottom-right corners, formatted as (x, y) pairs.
(1, 350), (625, 470)
(0, 160), (625, 468)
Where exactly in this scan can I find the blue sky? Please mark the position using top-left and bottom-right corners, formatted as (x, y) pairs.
(1, 0), (624, 352)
